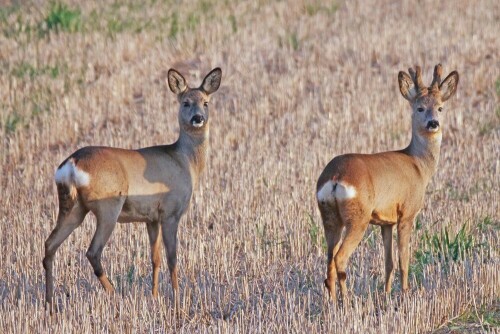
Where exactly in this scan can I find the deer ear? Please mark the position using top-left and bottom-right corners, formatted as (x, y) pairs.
(167, 69), (187, 95)
(398, 71), (417, 101)
(439, 71), (459, 102)
(200, 68), (222, 95)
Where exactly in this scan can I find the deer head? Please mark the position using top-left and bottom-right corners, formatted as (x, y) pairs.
(167, 68), (222, 136)
(398, 64), (459, 137)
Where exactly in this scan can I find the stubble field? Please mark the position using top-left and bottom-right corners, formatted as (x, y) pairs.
(0, 0), (499, 332)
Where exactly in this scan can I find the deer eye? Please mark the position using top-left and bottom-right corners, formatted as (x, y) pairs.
(183, 102), (190, 107)
(417, 107), (424, 112)
(438, 107), (443, 112)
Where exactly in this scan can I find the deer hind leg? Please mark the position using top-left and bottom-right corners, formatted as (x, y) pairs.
(43, 200), (88, 308)
(86, 199), (124, 293)
(334, 214), (370, 301)
(381, 225), (395, 293)
(324, 224), (344, 301)
(319, 205), (344, 301)
(146, 221), (162, 297)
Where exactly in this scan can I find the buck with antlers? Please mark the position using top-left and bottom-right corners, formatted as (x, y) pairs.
(316, 64), (459, 301)
(43, 68), (222, 308)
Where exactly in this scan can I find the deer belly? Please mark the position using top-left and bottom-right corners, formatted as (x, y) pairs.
(118, 198), (160, 223)
(370, 209), (398, 225)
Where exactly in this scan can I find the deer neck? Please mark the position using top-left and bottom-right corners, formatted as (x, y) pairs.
(405, 126), (442, 180)
(176, 128), (209, 181)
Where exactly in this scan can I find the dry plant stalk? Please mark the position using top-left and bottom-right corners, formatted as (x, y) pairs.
(317, 64), (459, 301)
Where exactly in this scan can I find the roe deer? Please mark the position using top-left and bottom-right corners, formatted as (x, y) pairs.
(43, 67), (222, 308)
(316, 64), (459, 301)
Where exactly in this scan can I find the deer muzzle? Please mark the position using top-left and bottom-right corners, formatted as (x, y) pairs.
(426, 120), (440, 131)
(191, 114), (205, 127)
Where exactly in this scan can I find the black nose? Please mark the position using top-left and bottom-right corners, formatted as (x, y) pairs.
(191, 114), (205, 124)
(427, 120), (440, 129)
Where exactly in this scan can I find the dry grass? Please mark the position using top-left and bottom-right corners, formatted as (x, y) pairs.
(0, 0), (499, 332)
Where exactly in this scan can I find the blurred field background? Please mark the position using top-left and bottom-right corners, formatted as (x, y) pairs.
(0, 0), (499, 332)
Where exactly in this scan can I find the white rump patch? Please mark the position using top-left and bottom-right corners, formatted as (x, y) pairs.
(317, 180), (336, 203)
(73, 166), (90, 187)
(335, 182), (356, 200)
(55, 159), (90, 187)
(317, 180), (356, 203)
(54, 162), (73, 185)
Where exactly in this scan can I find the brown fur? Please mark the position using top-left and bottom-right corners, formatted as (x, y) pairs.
(317, 65), (459, 301)
(43, 68), (222, 311)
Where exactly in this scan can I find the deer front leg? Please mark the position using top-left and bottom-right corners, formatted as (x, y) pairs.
(381, 225), (395, 293)
(397, 218), (415, 292)
(146, 221), (162, 297)
(161, 213), (181, 301)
